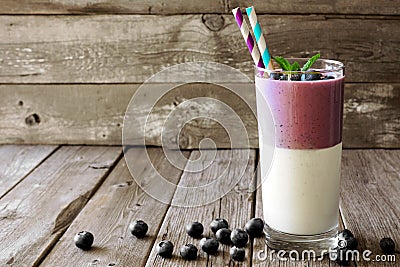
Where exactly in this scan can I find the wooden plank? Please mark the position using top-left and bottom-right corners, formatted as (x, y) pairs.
(0, 146), (121, 266)
(40, 148), (189, 266)
(0, 0), (398, 15)
(252, 152), (354, 267)
(145, 149), (256, 266)
(0, 15), (399, 83)
(340, 150), (400, 266)
(0, 83), (399, 148)
(0, 145), (57, 198)
(0, 0), (227, 15)
(229, 0), (400, 15)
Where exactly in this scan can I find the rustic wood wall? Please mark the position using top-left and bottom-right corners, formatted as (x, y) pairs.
(0, 1), (399, 148)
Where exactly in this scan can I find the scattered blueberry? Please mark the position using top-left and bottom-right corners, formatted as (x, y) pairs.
(345, 237), (358, 250)
(338, 229), (354, 240)
(245, 218), (264, 238)
(215, 228), (231, 245)
(230, 229), (248, 248)
(74, 231), (94, 250)
(186, 222), (204, 238)
(210, 218), (228, 233)
(129, 220), (148, 238)
(156, 240), (174, 258)
(230, 246), (245, 262)
(180, 244), (198, 260)
(380, 237), (395, 254)
(200, 237), (219, 255)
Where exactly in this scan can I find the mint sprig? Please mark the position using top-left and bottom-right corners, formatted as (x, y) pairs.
(272, 56), (291, 71)
(301, 53), (320, 71)
(272, 53), (320, 72)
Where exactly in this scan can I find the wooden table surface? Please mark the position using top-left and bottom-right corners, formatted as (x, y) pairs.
(0, 145), (398, 266)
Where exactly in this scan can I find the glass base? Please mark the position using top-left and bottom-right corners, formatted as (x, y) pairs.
(264, 223), (338, 257)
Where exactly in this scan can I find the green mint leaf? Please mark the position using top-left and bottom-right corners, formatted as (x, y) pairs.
(301, 53), (320, 71)
(273, 56), (291, 71)
(290, 61), (300, 71)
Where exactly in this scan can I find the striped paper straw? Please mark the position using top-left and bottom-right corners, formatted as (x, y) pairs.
(246, 6), (274, 70)
(232, 7), (265, 69)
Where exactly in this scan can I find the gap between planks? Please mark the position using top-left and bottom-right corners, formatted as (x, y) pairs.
(0, 145), (59, 200)
(0, 146), (122, 266)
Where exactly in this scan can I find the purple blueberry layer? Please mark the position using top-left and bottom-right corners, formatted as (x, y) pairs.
(256, 76), (344, 149)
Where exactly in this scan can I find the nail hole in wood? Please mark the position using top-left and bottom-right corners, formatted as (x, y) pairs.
(25, 113), (40, 126)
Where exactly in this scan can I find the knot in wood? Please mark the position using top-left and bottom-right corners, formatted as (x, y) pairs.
(202, 14), (225, 32)
(25, 113), (40, 126)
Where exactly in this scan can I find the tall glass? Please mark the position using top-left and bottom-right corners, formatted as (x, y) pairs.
(255, 58), (345, 255)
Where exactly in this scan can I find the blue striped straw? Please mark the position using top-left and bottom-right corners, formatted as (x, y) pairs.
(246, 6), (274, 70)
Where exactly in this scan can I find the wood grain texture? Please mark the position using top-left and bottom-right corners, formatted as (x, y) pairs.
(0, 145), (57, 198)
(0, 0), (398, 15)
(252, 153), (354, 267)
(229, 0), (400, 15)
(0, 0), (227, 14)
(0, 146), (121, 266)
(40, 148), (189, 267)
(340, 150), (400, 266)
(0, 15), (399, 83)
(145, 149), (256, 266)
(0, 83), (399, 148)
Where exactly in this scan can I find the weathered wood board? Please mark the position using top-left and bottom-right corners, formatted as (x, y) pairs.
(0, 145), (57, 198)
(0, 15), (399, 83)
(41, 148), (189, 267)
(0, 0), (398, 15)
(145, 149), (256, 266)
(340, 150), (400, 267)
(0, 83), (399, 148)
(0, 146), (121, 266)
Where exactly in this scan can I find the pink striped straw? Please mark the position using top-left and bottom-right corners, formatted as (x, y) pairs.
(232, 7), (265, 70)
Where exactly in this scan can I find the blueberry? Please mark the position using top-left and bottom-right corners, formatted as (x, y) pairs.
(338, 229), (354, 240)
(230, 246), (245, 262)
(215, 228), (231, 245)
(129, 220), (148, 238)
(345, 237), (358, 250)
(245, 218), (264, 238)
(180, 244), (198, 260)
(210, 218), (228, 233)
(230, 229), (248, 248)
(74, 231), (94, 250)
(156, 240), (174, 258)
(279, 74), (288, 81)
(324, 75), (335, 80)
(380, 237), (395, 254)
(301, 70), (322, 81)
(186, 222), (204, 238)
(200, 237), (219, 255)
(270, 73), (281, 80)
(290, 74), (301, 81)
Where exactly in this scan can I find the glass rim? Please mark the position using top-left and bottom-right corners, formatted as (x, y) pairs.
(255, 58), (344, 74)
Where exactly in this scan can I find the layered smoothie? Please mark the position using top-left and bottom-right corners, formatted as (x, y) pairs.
(256, 74), (344, 235)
